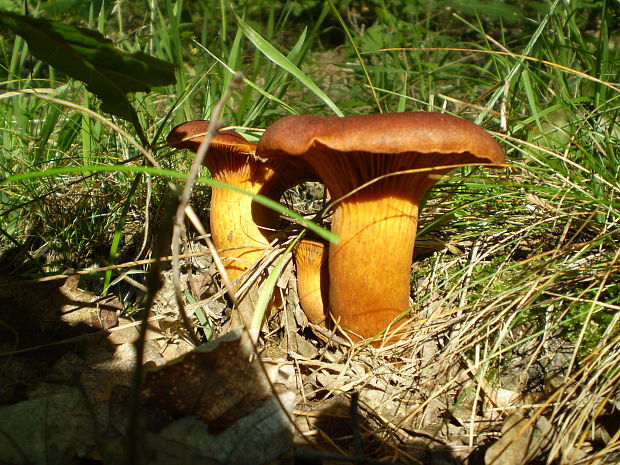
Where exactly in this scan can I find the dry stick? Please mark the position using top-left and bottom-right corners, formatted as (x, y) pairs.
(127, 212), (170, 465)
(170, 71), (244, 345)
(0, 250), (214, 286)
(0, 314), (174, 358)
(127, 74), (237, 462)
(135, 172), (153, 261)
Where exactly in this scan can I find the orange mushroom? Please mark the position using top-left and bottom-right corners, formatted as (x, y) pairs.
(166, 121), (317, 290)
(257, 112), (506, 343)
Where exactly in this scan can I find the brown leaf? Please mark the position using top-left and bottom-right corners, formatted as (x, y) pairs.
(485, 413), (556, 465)
(141, 329), (273, 433)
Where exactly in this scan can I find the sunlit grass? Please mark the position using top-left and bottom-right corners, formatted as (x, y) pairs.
(0, 0), (618, 462)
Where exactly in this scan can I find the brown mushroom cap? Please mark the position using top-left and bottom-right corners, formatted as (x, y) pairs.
(293, 239), (329, 326)
(167, 120), (255, 155)
(167, 121), (318, 287)
(257, 112), (506, 343)
(256, 112), (504, 161)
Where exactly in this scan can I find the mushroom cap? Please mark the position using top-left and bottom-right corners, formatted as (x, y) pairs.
(256, 112), (505, 164)
(166, 120), (256, 155)
(167, 120), (320, 191)
(165, 120), (322, 293)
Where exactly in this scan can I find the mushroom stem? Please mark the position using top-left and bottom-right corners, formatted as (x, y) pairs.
(209, 169), (279, 284)
(311, 149), (445, 342)
(329, 191), (420, 339)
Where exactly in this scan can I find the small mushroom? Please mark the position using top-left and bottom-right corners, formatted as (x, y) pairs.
(257, 112), (506, 342)
(167, 121), (265, 285)
(167, 121), (316, 289)
(293, 239), (329, 326)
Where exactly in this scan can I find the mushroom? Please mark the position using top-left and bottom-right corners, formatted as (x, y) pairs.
(166, 121), (318, 292)
(257, 112), (506, 342)
(293, 239), (329, 326)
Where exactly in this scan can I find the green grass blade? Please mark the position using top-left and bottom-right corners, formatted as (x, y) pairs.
(325, 0), (383, 113)
(397, 73), (408, 113)
(196, 41), (297, 115)
(1, 165), (339, 244)
(233, 11), (343, 116)
(102, 173), (142, 295)
(250, 235), (301, 330)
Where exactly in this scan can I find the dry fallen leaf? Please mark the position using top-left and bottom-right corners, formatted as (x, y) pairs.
(148, 392), (296, 465)
(140, 329), (296, 464)
(0, 390), (95, 464)
(141, 329), (293, 432)
(485, 413), (556, 465)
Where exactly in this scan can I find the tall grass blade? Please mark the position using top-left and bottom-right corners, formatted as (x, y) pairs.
(233, 11), (343, 116)
(1, 165), (339, 244)
(325, 0), (383, 113)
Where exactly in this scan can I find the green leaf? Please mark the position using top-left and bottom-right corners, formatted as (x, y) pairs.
(0, 12), (176, 122)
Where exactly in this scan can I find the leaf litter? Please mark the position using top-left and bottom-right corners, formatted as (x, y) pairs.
(0, 189), (618, 465)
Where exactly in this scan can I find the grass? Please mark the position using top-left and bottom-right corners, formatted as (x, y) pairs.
(0, 0), (618, 463)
